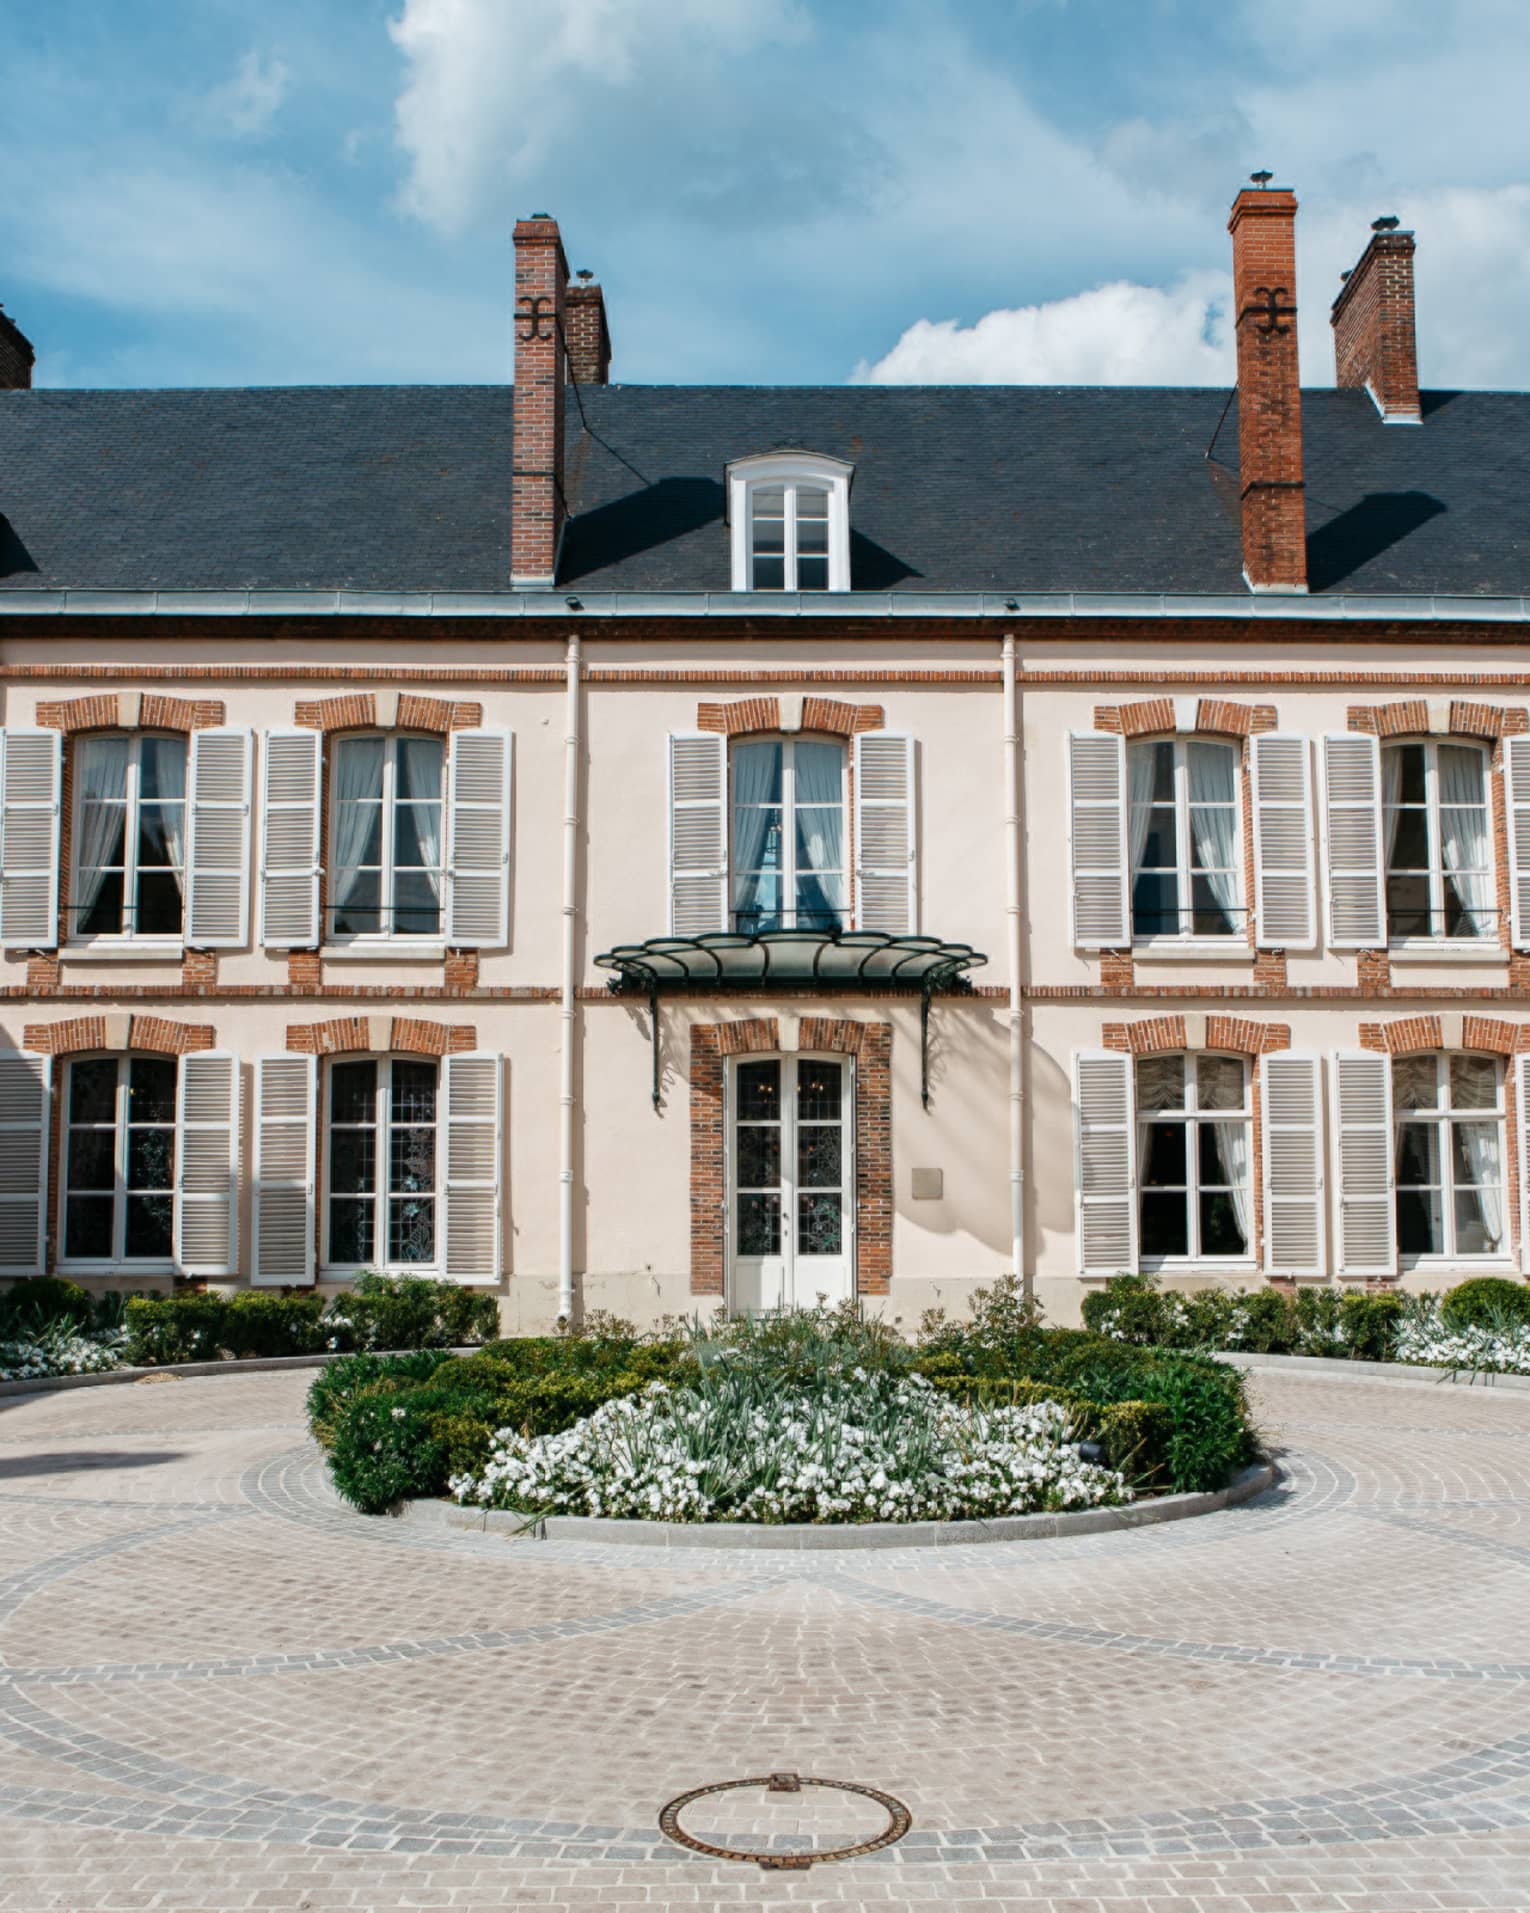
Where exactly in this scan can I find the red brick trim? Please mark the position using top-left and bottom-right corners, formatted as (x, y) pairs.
(799, 1016), (873, 1054)
(1464, 1015), (1519, 1055)
(1359, 1014), (1522, 1057)
(1094, 698), (1175, 737)
(284, 1016), (476, 1056)
(293, 693), (480, 734)
(24, 1014), (215, 1056)
(35, 693), (224, 733)
(696, 696), (884, 737)
(1098, 950), (1136, 989)
(1102, 1014), (1290, 1056)
(690, 1026), (726, 1297)
(715, 1018), (780, 1056)
(853, 1024), (893, 1295)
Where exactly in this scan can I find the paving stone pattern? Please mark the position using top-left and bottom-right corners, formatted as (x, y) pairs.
(2, 1368), (1530, 1909)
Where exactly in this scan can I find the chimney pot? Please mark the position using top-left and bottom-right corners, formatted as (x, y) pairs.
(1227, 181), (1307, 593)
(1372, 215), (1400, 231)
(1331, 219), (1422, 424)
(565, 272), (613, 387)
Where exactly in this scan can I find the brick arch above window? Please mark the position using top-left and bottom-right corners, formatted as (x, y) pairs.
(23, 1014), (215, 1057)
(1348, 699), (1529, 741)
(1359, 1014), (1524, 1057)
(36, 693), (225, 734)
(293, 692), (483, 734)
(1092, 697), (1277, 738)
(285, 1015), (477, 1057)
(1102, 1014), (1292, 1057)
(696, 696), (884, 738)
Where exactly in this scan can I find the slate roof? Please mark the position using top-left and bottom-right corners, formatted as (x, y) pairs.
(1, 381), (1527, 598)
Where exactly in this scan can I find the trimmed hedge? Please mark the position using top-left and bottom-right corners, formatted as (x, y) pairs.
(1080, 1273), (1406, 1364)
(1441, 1277), (1530, 1333)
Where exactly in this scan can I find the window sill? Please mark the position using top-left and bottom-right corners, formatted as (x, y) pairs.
(1140, 1259), (1258, 1276)
(1131, 942), (1255, 965)
(1386, 942), (1507, 965)
(65, 940), (185, 963)
(320, 942), (446, 962)
(59, 1261), (175, 1276)
(1400, 1256), (1516, 1273)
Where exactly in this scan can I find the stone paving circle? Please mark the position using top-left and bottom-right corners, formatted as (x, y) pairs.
(3, 1361), (1530, 1909)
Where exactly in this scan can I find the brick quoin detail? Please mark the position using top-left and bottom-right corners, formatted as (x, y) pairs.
(1253, 950), (1289, 990)
(36, 693), (224, 733)
(285, 1017), (476, 1057)
(444, 950), (479, 993)
(1356, 949), (1391, 993)
(1101, 1015), (1291, 1057)
(24, 1015), (215, 1057)
(288, 951), (322, 989)
(689, 1027), (726, 1297)
(1098, 950), (1135, 990)
(181, 950), (218, 991)
(294, 693), (482, 734)
(853, 1024), (893, 1296)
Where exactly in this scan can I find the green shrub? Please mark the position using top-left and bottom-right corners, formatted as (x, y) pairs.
(1338, 1290), (1405, 1361)
(1081, 1273), (1170, 1343)
(327, 1383), (453, 1514)
(1095, 1399), (1176, 1488)
(328, 1272), (500, 1353)
(0, 1276), (94, 1335)
(1441, 1277), (1530, 1333)
(1291, 1285), (1349, 1356)
(306, 1348), (454, 1447)
(124, 1291), (327, 1365)
(1237, 1287), (1296, 1354)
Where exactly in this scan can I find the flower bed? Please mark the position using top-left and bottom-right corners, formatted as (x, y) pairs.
(0, 1321), (126, 1381)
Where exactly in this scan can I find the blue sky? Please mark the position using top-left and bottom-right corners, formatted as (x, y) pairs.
(3, 0), (1528, 391)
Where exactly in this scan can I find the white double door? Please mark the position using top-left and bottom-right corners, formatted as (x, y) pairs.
(729, 1053), (853, 1311)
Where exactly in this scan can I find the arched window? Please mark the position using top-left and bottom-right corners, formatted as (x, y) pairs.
(1394, 1052), (1505, 1259)
(726, 451), (852, 593)
(329, 732), (446, 940)
(729, 735), (848, 932)
(1127, 736), (1242, 940)
(1382, 740), (1493, 941)
(1136, 1052), (1253, 1262)
(71, 732), (187, 941)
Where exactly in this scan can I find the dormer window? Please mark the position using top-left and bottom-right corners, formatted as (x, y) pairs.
(726, 452), (852, 593)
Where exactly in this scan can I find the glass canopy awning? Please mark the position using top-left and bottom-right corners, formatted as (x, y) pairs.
(593, 929), (987, 1108)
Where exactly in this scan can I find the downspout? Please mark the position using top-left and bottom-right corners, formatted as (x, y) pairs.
(558, 633), (582, 1325)
(1003, 634), (1027, 1298)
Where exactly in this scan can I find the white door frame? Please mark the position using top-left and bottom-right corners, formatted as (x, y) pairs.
(725, 1050), (856, 1311)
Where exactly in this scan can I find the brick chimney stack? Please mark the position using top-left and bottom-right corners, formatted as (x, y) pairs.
(1330, 218), (1421, 424)
(1228, 177), (1307, 593)
(565, 271), (612, 386)
(0, 304), (35, 390)
(511, 214), (568, 588)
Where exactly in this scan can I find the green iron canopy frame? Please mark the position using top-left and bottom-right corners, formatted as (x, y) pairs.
(592, 929), (987, 1110)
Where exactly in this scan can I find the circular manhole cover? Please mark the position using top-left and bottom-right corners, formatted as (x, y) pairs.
(659, 1771), (911, 1870)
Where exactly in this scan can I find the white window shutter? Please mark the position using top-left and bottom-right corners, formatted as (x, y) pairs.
(1321, 734), (1385, 949)
(1261, 1051), (1325, 1276)
(186, 729), (253, 949)
(0, 1051), (51, 1275)
(854, 732), (916, 934)
(1073, 1049), (1137, 1277)
(175, 1051), (239, 1277)
(1330, 1049), (1396, 1277)
(1067, 732), (1129, 948)
(258, 729), (321, 949)
(253, 1054), (316, 1286)
(446, 729), (512, 947)
(1504, 738), (1530, 952)
(1251, 733), (1317, 950)
(669, 733), (727, 935)
(0, 728), (62, 950)
(442, 1052), (502, 1286)
(1519, 1053), (1530, 1274)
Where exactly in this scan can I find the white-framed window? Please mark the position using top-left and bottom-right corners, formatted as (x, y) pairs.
(1128, 737), (1243, 941)
(1383, 740), (1494, 941)
(323, 1056), (439, 1272)
(71, 733), (187, 941)
(61, 1054), (176, 1266)
(730, 736), (848, 932)
(1137, 1052), (1253, 1262)
(328, 733), (445, 941)
(725, 452), (852, 593)
(1394, 1052), (1506, 1260)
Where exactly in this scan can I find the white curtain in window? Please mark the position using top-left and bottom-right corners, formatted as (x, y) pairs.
(793, 740), (845, 925)
(332, 738), (384, 918)
(1187, 744), (1239, 925)
(1438, 746), (1492, 936)
(1456, 1120), (1504, 1253)
(1212, 1119), (1252, 1253)
(730, 741), (780, 923)
(1127, 744), (1156, 880)
(74, 736), (130, 922)
(157, 742), (187, 897)
(412, 795), (443, 906)
(1382, 746), (1404, 865)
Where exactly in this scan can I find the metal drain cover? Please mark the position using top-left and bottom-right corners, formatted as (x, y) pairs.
(659, 1771), (912, 1870)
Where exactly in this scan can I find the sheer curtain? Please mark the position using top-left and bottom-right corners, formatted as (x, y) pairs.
(793, 740), (846, 928)
(157, 743), (186, 897)
(730, 741), (780, 926)
(331, 738), (384, 925)
(1381, 746), (1404, 866)
(1187, 744), (1239, 929)
(1456, 1122), (1504, 1253)
(1127, 744), (1155, 884)
(1438, 746), (1492, 938)
(1212, 1120), (1252, 1253)
(73, 736), (130, 929)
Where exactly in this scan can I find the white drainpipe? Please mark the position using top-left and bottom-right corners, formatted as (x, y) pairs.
(1003, 634), (1027, 1295)
(558, 634), (582, 1325)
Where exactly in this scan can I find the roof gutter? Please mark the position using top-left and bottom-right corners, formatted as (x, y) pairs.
(0, 589), (1526, 623)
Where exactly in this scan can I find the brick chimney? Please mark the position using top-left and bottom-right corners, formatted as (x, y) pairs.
(0, 304), (34, 390)
(1330, 218), (1421, 424)
(565, 271), (611, 386)
(1228, 177), (1306, 593)
(511, 214), (568, 588)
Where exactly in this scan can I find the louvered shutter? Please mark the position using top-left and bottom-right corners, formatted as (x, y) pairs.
(1067, 733), (1129, 948)
(1504, 738), (1530, 951)
(258, 729), (321, 948)
(668, 733), (727, 935)
(186, 728), (253, 949)
(0, 729), (62, 950)
(446, 729), (512, 947)
(1518, 1054), (1530, 1274)
(1331, 1049), (1396, 1277)
(1261, 1051), (1325, 1275)
(442, 1052), (502, 1286)
(252, 1054), (316, 1286)
(175, 1051), (239, 1277)
(1321, 734), (1385, 949)
(854, 732), (916, 934)
(0, 1051), (51, 1275)
(1251, 733), (1317, 950)
(1073, 1049), (1137, 1277)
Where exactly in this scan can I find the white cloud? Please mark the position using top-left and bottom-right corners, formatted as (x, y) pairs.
(203, 50), (290, 138)
(855, 270), (1234, 386)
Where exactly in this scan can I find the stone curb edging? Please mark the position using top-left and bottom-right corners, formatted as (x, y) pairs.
(390, 1457), (1276, 1551)
(1212, 1350), (1530, 1394)
(0, 1348), (480, 1400)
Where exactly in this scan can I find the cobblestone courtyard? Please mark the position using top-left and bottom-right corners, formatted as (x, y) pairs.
(2, 1366), (1529, 1911)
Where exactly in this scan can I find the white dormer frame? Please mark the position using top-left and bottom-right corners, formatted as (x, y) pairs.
(725, 451), (854, 594)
